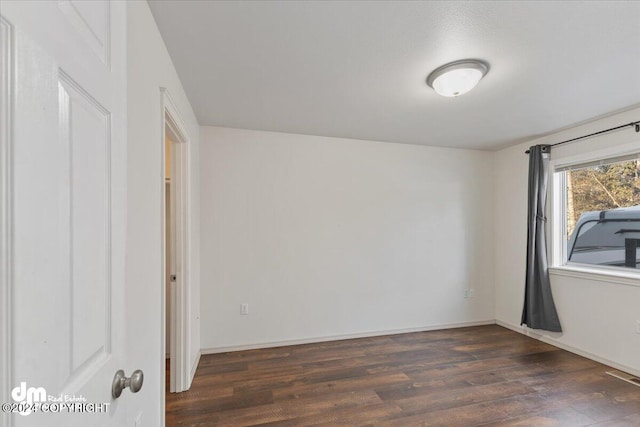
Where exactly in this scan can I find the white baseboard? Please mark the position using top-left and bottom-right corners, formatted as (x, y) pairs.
(201, 319), (496, 355)
(189, 350), (201, 387)
(496, 319), (640, 378)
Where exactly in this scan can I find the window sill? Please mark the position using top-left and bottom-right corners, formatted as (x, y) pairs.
(549, 264), (640, 288)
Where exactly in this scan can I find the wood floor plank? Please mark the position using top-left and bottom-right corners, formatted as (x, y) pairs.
(271, 372), (411, 400)
(254, 402), (403, 426)
(479, 407), (596, 426)
(215, 389), (383, 427)
(167, 390), (274, 417)
(166, 325), (640, 426)
(384, 380), (537, 415)
(374, 370), (508, 401)
(586, 413), (640, 426)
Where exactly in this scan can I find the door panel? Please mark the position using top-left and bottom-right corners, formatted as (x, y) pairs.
(3, 1), (127, 425)
(57, 0), (110, 65)
(59, 71), (111, 380)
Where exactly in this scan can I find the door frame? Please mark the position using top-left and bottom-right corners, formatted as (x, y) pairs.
(0, 15), (13, 427)
(160, 88), (191, 397)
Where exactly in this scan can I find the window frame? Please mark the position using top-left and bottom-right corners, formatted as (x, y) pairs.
(549, 141), (640, 286)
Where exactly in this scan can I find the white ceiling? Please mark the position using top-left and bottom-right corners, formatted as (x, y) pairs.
(148, 1), (640, 150)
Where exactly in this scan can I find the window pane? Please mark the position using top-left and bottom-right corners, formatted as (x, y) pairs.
(566, 159), (640, 269)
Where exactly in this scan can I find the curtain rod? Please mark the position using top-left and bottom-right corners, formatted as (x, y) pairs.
(524, 121), (640, 154)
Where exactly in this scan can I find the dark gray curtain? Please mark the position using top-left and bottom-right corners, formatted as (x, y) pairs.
(521, 145), (562, 332)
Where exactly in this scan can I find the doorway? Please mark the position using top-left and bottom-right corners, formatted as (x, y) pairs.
(165, 127), (174, 389)
(161, 88), (191, 398)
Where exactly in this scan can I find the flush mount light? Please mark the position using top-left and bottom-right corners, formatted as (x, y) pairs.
(426, 59), (489, 97)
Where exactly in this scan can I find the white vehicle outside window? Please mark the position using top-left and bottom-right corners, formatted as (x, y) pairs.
(553, 153), (640, 271)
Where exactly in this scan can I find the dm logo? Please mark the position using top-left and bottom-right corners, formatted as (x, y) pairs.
(11, 382), (46, 415)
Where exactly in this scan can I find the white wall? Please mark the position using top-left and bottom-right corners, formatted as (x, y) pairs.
(494, 107), (640, 376)
(126, 2), (200, 424)
(200, 126), (494, 351)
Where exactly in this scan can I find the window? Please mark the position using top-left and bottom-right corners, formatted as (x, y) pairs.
(554, 154), (640, 270)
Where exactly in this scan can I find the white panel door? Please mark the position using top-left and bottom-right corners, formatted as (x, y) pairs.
(2, 1), (129, 426)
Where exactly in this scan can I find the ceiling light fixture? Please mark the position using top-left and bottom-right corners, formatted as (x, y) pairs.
(426, 59), (489, 97)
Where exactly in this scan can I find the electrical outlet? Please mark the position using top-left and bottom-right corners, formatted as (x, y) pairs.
(464, 289), (475, 299)
(636, 320), (640, 334)
(240, 303), (249, 315)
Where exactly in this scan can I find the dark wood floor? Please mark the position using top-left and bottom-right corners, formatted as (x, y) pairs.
(166, 325), (640, 426)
